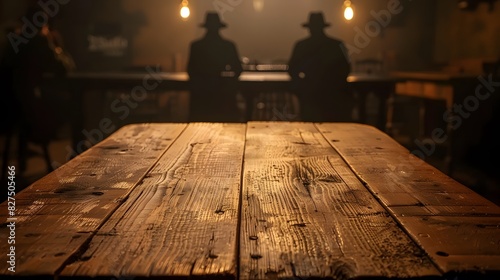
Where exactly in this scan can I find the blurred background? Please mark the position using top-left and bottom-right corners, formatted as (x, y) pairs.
(1, 0), (498, 72)
(1, 0), (499, 203)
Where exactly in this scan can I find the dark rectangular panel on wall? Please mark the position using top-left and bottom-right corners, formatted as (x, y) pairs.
(56, 0), (146, 71)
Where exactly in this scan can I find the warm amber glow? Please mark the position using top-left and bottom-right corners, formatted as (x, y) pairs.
(180, 6), (190, 18)
(343, 1), (354, 21)
(253, 0), (264, 12)
(344, 7), (354, 20)
(180, 1), (190, 19)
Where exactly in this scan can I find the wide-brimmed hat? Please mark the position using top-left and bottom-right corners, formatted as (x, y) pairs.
(302, 12), (331, 28)
(200, 12), (227, 29)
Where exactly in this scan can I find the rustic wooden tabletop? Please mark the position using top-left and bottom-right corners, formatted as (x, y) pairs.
(1, 122), (499, 279)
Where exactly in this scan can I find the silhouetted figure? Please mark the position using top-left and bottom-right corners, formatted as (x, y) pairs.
(288, 12), (351, 122)
(1, 8), (70, 176)
(187, 12), (243, 122)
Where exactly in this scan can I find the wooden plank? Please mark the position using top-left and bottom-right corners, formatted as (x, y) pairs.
(240, 122), (440, 279)
(317, 123), (500, 273)
(61, 123), (246, 279)
(0, 123), (186, 276)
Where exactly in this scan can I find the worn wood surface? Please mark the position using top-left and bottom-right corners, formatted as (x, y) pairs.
(62, 123), (246, 278)
(239, 122), (439, 279)
(0, 123), (186, 276)
(317, 123), (500, 274)
(1, 122), (499, 279)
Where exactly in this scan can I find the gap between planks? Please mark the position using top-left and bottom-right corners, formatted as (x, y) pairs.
(0, 123), (187, 276)
(61, 123), (246, 278)
(316, 122), (500, 274)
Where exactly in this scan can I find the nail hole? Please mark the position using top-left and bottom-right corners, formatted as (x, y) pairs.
(292, 223), (307, 227)
(293, 141), (311, 145)
(250, 254), (262, 260)
(53, 185), (78, 193)
(208, 254), (218, 259)
(436, 251), (449, 257)
(249, 235), (258, 240)
(54, 252), (65, 257)
(331, 139), (340, 142)
(100, 145), (120, 150)
(91, 191), (104, 196)
(215, 209), (225, 215)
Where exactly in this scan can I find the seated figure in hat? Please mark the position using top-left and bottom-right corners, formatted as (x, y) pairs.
(187, 12), (243, 122)
(288, 12), (352, 122)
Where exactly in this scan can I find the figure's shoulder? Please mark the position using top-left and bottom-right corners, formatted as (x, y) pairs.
(190, 38), (204, 46)
(326, 36), (346, 46)
(189, 40), (200, 51)
(293, 37), (310, 48)
(220, 37), (238, 47)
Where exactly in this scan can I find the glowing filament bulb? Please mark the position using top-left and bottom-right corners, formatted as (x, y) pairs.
(343, 1), (354, 21)
(180, 0), (190, 19)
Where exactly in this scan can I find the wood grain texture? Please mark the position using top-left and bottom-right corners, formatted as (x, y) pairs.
(239, 122), (440, 279)
(0, 123), (186, 276)
(2, 122), (499, 279)
(317, 123), (500, 273)
(61, 123), (246, 279)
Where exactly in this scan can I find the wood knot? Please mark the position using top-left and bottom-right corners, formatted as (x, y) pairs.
(330, 259), (356, 279)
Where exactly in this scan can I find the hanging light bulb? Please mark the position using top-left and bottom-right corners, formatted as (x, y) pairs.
(180, 0), (190, 19)
(253, 0), (264, 12)
(343, 0), (354, 21)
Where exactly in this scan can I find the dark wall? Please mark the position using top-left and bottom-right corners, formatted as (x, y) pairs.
(434, 0), (500, 72)
(1, 0), (498, 72)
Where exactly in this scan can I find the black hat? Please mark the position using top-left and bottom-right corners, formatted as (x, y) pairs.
(302, 12), (331, 28)
(200, 12), (227, 29)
